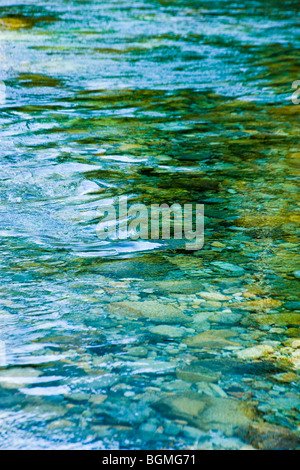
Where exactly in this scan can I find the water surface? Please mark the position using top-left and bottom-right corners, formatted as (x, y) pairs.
(0, 0), (299, 450)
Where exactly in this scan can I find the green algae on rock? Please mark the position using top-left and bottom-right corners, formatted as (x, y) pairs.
(244, 313), (300, 327)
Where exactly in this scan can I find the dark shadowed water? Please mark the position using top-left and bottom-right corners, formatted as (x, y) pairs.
(0, 0), (299, 449)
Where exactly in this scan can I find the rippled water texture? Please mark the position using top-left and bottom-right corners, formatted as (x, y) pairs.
(0, 0), (299, 450)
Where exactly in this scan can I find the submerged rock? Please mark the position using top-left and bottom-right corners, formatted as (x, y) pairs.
(236, 345), (274, 361)
(284, 339), (300, 349)
(284, 301), (300, 311)
(89, 374), (119, 390)
(97, 400), (153, 426)
(271, 372), (299, 384)
(211, 262), (245, 276)
(89, 395), (108, 405)
(198, 292), (229, 301)
(211, 312), (242, 325)
(176, 363), (221, 383)
(0, 367), (41, 390)
(184, 329), (240, 349)
(126, 346), (148, 357)
(153, 391), (256, 436)
(192, 311), (215, 323)
(153, 391), (207, 422)
(200, 397), (256, 436)
(234, 214), (300, 229)
(233, 298), (282, 311)
(189, 358), (285, 377)
(149, 325), (185, 338)
(241, 422), (300, 450)
(244, 313), (300, 327)
(154, 280), (202, 294)
(107, 300), (190, 324)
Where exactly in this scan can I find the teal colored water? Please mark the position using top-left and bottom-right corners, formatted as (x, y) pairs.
(0, 0), (299, 449)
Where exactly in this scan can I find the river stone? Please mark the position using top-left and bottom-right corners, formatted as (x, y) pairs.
(90, 374), (119, 390)
(164, 422), (181, 436)
(211, 262), (245, 276)
(153, 391), (207, 422)
(284, 301), (300, 311)
(126, 346), (148, 357)
(202, 301), (222, 311)
(271, 372), (299, 384)
(169, 255), (203, 270)
(290, 352), (300, 371)
(139, 422), (158, 435)
(107, 300), (189, 324)
(293, 271), (300, 279)
(236, 345), (274, 360)
(153, 280), (202, 294)
(97, 400), (153, 426)
(194, 382), (214, 395)
(153, 391), (256, 436)
(198, 292), (229, 301)
(240, 422), (300, 450)
(284, 339), (300, 349)
(0, 367), (41, 389)
(149, 325), (185, 338)
(234, 215), (291, 229)
(65, 392), (90, 403)
(23, 403), (68, 420)
(211, 312), (242, 325)
(209, 383), (228, 398)
(233, 298), (282, 311)
(182, 426), (207, 441)
(48, 419), (75, 430)
(184, 329), (240, 349)
(200, 397), (256, 436)
(89, 395), (108, 405)
(192, 312), (215, 323)
(90, 425), (114, 438)
(176, 363), (221, 383)
(286, 328), (300, 338)
(189, 358), (285, 377)
(244, 313), (300, 327)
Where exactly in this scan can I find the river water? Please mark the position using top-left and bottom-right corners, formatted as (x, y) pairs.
(0, 0), (299, 449)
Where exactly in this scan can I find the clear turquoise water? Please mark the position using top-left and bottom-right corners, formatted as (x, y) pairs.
(0, 0), (299, 449)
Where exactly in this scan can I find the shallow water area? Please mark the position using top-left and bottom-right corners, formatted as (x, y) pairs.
(0, 0), (299, 450)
